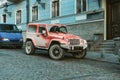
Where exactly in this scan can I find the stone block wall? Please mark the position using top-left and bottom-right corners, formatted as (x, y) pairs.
(67, 20), (104, 40)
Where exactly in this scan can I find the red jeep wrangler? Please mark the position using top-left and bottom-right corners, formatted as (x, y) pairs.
(25, 23), (87, 60)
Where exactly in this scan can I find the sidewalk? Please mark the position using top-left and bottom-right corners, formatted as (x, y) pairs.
(86, 51), (120, 64)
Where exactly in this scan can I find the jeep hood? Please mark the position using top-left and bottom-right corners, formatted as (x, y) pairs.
(49, 32), (81, 39)
(0, 32), (22, 40)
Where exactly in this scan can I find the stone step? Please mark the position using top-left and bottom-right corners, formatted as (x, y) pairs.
(101, 41), (115, 45)
(98, 47), (115, 51)
(103, 40), (114, 42)
(95, 39), (115, 54)
(99, 44), (115, 48)
(89, 40), (115, 54)
(94, 50), (114, 54)
(97, 40), (115, 52)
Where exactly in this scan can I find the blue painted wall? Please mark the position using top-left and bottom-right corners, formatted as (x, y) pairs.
(0, 0), (104, 30)
(61, 0), (75, 16)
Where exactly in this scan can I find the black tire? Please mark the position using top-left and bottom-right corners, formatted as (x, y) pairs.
(25, 41), (35, 55)
(49, 44), (64, 60)
(73, 49), (86, 59)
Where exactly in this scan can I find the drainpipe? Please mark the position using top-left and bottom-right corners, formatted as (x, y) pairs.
(23, 0), (29, 42)
(26, 0), (29, 24)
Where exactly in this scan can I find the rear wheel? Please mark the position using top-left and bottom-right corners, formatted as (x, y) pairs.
(25, 41), (35, 55)
(73, 49), (86, 59)
(49, 44), (64, 60)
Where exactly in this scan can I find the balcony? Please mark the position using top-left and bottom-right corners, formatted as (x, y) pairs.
(7, 0), (23, 3)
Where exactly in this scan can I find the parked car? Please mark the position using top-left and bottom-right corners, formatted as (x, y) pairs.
(0, 24), (23, 48)
(25, 23), (87, 60)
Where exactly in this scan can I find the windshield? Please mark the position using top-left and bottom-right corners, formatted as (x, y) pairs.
(0, 24), (19, 32)
(49, 26), (67, 33)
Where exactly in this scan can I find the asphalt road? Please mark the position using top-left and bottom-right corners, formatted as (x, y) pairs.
(0, 48), (120, 80)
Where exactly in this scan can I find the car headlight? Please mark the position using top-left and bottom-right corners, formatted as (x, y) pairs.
(2, 38), (9, 41)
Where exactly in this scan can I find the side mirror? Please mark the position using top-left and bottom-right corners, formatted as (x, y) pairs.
(42, 30), (46, 36)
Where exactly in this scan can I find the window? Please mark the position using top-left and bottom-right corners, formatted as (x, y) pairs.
(0, 24), (19, 32)
(52, 0), (59, 18)
(2, 14), (6, 23)
(76, 0), (86, 13)
(39, 27), (46, 33)
(98, 0), (102, 9)
(16, 10), (22, 24)
(28, 26), (36, 33)
(49, 26), (67, 33)
(32, 6), (38, 21)
(88, 0), (102, 11)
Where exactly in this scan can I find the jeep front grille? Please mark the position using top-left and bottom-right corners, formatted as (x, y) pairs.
(69, 39), (80, 45)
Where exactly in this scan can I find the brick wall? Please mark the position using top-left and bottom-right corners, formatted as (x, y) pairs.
(67, 20), (104, 40)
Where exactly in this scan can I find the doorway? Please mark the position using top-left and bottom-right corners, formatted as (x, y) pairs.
(107, 0), (120, 39)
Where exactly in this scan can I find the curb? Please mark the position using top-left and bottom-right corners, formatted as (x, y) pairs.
(86, 51), (120, 64)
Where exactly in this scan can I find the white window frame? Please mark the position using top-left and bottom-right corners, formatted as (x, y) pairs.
(15, 9), (22, 24)
(50, 0), (61, 18)
(31, 5), (39, 21)
(75, 0), (88, 14)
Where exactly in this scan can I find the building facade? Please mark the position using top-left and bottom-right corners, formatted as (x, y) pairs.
(0, 0), (120, 40)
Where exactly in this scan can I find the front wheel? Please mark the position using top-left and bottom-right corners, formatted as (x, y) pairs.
(25, 41), (35, 55)
(73, 49), (86, 59)
(49, 44), (64, 60)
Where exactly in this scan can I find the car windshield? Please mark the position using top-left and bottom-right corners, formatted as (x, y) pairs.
(49, 26), (67, 33)
(0, 24), (19, 33)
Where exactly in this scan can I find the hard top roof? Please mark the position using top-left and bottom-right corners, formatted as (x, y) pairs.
(28, 23), (66, 27)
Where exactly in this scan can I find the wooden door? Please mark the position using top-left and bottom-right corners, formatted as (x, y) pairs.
(107, 0), (120, 39)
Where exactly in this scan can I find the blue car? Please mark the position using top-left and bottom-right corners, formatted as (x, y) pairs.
(0, 24), (23, 48)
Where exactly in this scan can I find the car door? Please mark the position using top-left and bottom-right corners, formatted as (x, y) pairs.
(35, 26), (49, 48)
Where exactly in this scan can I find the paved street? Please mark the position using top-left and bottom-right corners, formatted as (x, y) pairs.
(0, 48), (120, 80)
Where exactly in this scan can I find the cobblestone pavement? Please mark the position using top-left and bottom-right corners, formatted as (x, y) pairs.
(0, 48), (120, 80)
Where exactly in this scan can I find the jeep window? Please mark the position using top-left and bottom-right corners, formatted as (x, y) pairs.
(39, 27), (46, 33)
(49, 26), (59, 32)
(0, 24), (19, 32)
(59, 26), (67, 33)
(28, 26), (36, 33)
(49, 26), (67, 33)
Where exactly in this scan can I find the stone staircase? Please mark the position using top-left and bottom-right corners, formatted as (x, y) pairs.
(87, 38), (120, 62)
(97, 40), (115, 54)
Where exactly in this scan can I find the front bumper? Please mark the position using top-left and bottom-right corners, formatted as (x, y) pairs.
(61, 44), (87, 52)
(0, 41), (23, 47)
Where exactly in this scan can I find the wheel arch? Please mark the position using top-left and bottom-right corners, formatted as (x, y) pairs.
(25, 38), (37, 47)
(48, 40), (60, 49)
